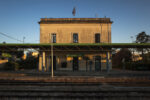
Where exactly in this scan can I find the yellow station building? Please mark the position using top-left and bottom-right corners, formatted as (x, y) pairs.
(38, 18), (113, 71)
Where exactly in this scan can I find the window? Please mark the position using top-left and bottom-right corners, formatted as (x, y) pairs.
(95, 33), (100, 43)
(51, 34), (56, 43)
(73, 33), (78, 43)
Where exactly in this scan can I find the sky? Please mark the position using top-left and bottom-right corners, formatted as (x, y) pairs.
(0, 0), (150, 43)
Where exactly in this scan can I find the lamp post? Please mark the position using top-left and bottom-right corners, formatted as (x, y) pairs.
(51, 35), (54, 78)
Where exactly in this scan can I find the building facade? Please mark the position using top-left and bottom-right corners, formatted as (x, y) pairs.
(39, 18), (113, 71)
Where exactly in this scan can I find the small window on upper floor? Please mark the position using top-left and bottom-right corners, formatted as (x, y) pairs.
(95, 33), (100, 43)
(51, 33), (56, 43)
(73, 33), (78, 43)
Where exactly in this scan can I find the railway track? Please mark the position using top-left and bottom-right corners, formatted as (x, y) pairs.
(0, 80), (150, 100)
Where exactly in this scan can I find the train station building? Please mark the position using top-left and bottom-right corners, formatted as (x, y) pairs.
(38, 18), (113, 72)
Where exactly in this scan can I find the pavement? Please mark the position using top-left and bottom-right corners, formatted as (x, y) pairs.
(0, 69), (150, 84)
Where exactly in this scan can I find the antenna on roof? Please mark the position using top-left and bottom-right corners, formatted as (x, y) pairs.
(95, 13), (98, 18)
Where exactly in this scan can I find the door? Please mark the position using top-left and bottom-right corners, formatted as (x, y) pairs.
(73, 57), (79, 71)
(95, 56), (101, 71)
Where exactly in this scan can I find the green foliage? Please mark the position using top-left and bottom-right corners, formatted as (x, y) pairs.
(18, 56), (38, 69)
(2, 53), (12, 58)
(2, 55), (38, 70)
(136, 31), (150, 43)
(1, 51), (24, 59)
(135, 32), (150, 60)
(112, 48), (132, 67)
(4, 61), (19, 70)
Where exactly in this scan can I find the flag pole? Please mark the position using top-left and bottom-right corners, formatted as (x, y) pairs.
(72, 6), (76, 16)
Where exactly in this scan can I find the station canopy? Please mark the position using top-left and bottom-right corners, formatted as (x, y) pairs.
(0, 43), (150, 52)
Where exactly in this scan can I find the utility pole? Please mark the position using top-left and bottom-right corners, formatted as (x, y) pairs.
(130, 36), (134, 61)
(51, 34), (54, 78)
(23, 37), (25, 43)
(23, 37), (25, 58)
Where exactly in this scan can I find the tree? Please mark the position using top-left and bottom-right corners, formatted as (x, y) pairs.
(135, 31), (150, 59)
(112, 48), (132, 68)
(2, 41), (6, 44)
(136, 31), (150, 43)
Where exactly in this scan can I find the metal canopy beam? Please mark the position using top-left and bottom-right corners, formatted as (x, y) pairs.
(0, 43), (150, 52)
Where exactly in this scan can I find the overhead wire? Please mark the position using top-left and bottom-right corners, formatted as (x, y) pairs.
(0, 32), (23, 42)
